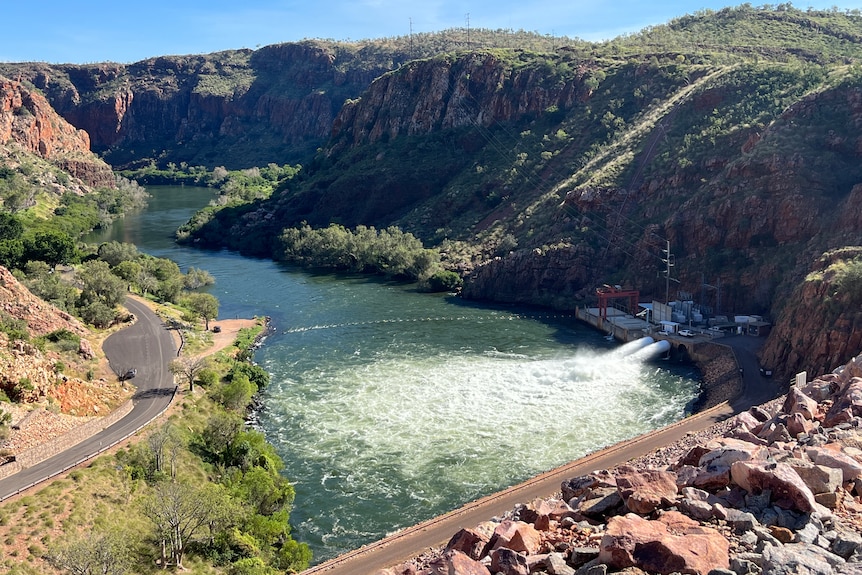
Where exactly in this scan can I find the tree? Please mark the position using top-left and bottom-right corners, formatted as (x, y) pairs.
(218, 373), (257, 411)
(147, 421), (184, 477)
(186, 292), (219, 330)
(0, 238), (24, 269)
(169, 355), (211, 392)
(202, 412), (243, 464)
(25, 230), (77, 268)
(45, 528), (132, 575)
(97, 240), (139, 267)
(183, 266), (215, 290)
(78, 260), (127, 309)
(141, 480), (231, 569)
(0, 212), (23, 241)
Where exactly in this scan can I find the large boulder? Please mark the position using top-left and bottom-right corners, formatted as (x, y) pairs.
(614, 466), (678, 515)
(783, 387), (820, 420)
(785, 459), (843, 495)
(424, 549), (491, 575)
(699, 438), (770, 469)
(730, 461), (817, 512)
(446, 527), (492, 560)
(487, 520), (542, 555)
(807, 445), (862, 482)
(824, 377), (862, 427)
(599, 511), (729, 575)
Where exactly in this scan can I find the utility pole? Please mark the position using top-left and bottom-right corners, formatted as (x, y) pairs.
(662, 240), (676, 304)
(702, 275), (721, 316)
(409, 18), (413, 56)
(466, 13), (471, 48)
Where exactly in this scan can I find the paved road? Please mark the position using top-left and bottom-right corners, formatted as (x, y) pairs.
(0, 296), (177, 501)
(301, 335), (782, 575)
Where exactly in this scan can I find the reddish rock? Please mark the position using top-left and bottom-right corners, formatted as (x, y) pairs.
(786, 412), (817, 438)
(488, 521), (542, 555)
(824, 378), (862, 427)
(730, 461), (817, 512)
(807, 445), (862, 482)
(614, 466), (678, 515)
(786, 459), (843, 495)
(78, 338), (95, 360)
(731, 411), (763, 432)
(783, 387), (820, 420)
(446, 528), (491, 560)
(424, 549), (491, 575)
(489, 547), (529, 575)
(676, 444), (711, 468)
(599, 511), (729, 575)
(699, 437), (770, 469)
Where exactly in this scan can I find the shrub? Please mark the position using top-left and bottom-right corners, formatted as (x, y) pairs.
(427, 270), (463, 292)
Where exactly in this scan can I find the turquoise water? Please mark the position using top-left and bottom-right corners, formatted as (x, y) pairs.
(85, 186), (700, 564)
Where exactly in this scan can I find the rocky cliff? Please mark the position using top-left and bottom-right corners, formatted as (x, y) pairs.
(759, 248), (862, 381)
(0, 42), (413, 169)
(0, 77), (114, 187)
(0, 265), (117, 414)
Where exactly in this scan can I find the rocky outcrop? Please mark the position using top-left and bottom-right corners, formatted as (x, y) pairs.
(760, 248), (862, 381)
(329, 52), (588, 150)
(0, 42), (406, 168)
(0, 76), (114, 187)
(383, 350), (862, 575)
(0, 266), (87, 338)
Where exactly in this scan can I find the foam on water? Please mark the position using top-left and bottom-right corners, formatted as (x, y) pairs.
(258, 330), (698, 562)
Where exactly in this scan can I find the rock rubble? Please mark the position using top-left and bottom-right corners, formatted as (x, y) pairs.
(379, 353), (862, 575)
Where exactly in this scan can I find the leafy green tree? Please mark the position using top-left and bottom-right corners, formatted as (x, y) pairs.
(113, 260), (142, 285)
(79, 300), (116, 328)
(202, 412), (244, 464)
(186, 292), (219, 330)
(0, 238), (24, 269)
(228, 362), (270, 390)
(183, 266), (216, 290)
(25, 230), (77, 268)
(0, 212), (23, 241)
(22, 260), (77, 310)
(218, 373), (257, 411)
(78, 260), (127, 309)
(231, 467), (295, 517)
(97, 241), (140, 267)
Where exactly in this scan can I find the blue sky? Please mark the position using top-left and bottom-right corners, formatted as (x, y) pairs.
(3, 1), (860, 64)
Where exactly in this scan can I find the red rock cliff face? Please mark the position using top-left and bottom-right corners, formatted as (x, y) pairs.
(759, 249), (862, 380)
(330, 52), (587, 149)
(0, 77), (114, 187)
(0, 43), (402, 168)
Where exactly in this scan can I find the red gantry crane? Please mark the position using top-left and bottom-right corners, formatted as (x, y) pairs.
(596, 284), (640, 319)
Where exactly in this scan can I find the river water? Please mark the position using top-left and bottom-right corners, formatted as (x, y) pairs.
(85, 185), (701, 564)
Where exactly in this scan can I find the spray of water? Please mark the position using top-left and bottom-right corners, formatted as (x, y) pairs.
(258, 335), (697, 562)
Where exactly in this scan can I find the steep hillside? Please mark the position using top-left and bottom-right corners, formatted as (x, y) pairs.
(0, 77), (114, 188)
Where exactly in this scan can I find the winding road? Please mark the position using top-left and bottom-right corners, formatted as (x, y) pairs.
(0, 296), (177, 501)
(301, 335), (782, 575)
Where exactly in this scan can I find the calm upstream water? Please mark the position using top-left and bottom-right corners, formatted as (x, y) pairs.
(85, 186), (701, 564)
